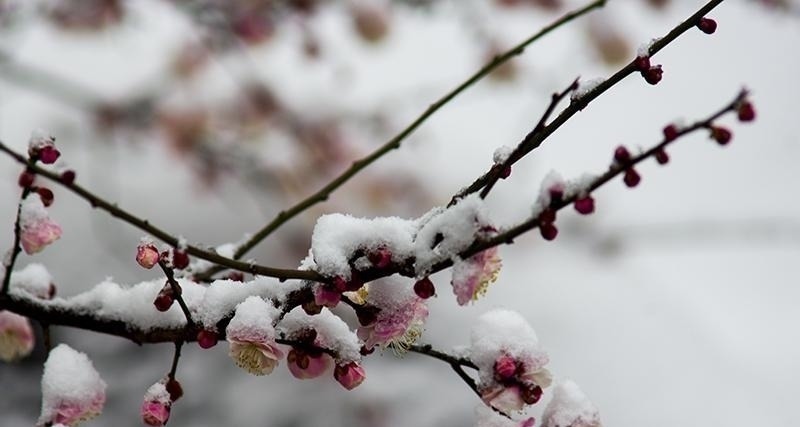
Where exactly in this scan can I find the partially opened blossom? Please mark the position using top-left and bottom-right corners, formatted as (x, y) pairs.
(287, 348), (333, 379)
(0, 310), (35, 362)
(471, 310), (552, 414)
(451, 246), (502, 305)
(20, 193), (62, 255)
(38, 344), (106, 426)
(356, 278), (428, 353)
(141, 381), (171, 426)
(226, 296), (284, 376)
(333, 362), (366, 390)
(541, 380), (602, 427)
(136, 241), (160, 269)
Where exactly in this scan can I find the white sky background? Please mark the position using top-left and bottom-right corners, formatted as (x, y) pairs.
(1, 1), (799, 426)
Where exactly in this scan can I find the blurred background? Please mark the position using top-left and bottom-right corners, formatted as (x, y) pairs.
(1, 0), (799, 426)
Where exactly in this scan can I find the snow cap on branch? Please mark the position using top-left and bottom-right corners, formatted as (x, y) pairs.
(280, 307), (362, 363)
(38, 344), (106, 426)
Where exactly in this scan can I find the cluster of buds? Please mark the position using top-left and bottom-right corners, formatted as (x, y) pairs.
(480, 352), (552, 414)
(140, 377), (183, 426)
(538, 183), (563, 241)
(613, 145), (642, 188)
(136, 242), (190, 271)
(635, 54), (663, 86)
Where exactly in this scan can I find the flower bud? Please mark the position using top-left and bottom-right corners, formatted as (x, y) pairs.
(540, 223), (558, 241)
(642, 65), (663, 85)
(137, 243), (160, 269)
(367, 246), (392, 268)
(60, 170), (76, 185)
(697, 17), (717, 34)
(197, 329), (218, 349)
(18, 171), (35, 188)
(654, 148), (670, 164)
(624, 168), (641, 188)
(36, 187), (54, 207)
(574, 196), (595, 215)
(710, 126), (732, 145)
(172, 249), (190, 270)
(737, 101), (756, 122)
(334, 362), (366, 390)
(413, 277), (435, 299)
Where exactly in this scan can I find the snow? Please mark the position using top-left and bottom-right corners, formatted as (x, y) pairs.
(311, 213), (417, 279)
(28, 128), (55, 151)
(475, 405), (532, 427)
(196, 276), (301, 328)
(144, 381), (170, 405)
(38, 344), (106, 424)
(469, 309), (546, 383)
(10, 263), (53, 299)
(534, 171), (566, 213)
(637, 38), (660, 57)
(541, 380), (601, 427)
(414, 194), (491, 275)
(570, 78), (604, 102)
(493, 145), (514, 164)
(279, 307), (362, 362)
(20, 193), (49, 225)
(226, 296), (280, 339)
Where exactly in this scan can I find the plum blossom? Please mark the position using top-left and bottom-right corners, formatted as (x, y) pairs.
(141, 381), (171, 426)
(0, 310), (35, 362)
(20, 193), (62, 255)
(470, 310), (552, 414)
(451, 246), (502, 305)
(226, 296), (284, 376)
(136, 240), (160, 269)
(38, 344), (106, 426)
(541, 380), (602, 427)
(334, 362), (366, 390)
(475, 405), (535, 427)
(356, 279), (428, 354)
(28, 129), (60, 164)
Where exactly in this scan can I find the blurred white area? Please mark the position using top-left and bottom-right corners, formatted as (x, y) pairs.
(1, 1), (799, 426)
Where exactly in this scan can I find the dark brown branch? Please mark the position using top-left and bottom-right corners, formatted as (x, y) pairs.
(193, 0), (607, 281)
(453, 0), (727, 202)
(168, 341), (183, 380)
(0, 141), (324, 283)
(409, 343), (477, 369)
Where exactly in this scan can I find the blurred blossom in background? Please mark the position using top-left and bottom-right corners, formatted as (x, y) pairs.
(1, 0), (799, 426)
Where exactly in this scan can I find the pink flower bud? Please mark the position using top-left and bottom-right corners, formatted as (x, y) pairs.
(18, 171), (35, 188)
(614, 145), (631, 163)
(172, 249), (190, 270)
(413, 277), (436, 299)
(38, 146), (61, 164)
(287, 349), (332, 379)
(737, 101), (756, 122)
(494, 355), (518, 381)
(141, 401), (170, 426)
(334, 362), (366, 390)
(574, 196), (595, 215)
(696, 17), (717, 34)
(367, 246), (393, 268)
(663, 124), (679, 142)
(623, 168), (641, 188)
(655, 148), (670, 164)
(197, 329), (218, 349)
(540, 223), (558, 241)
(137, 244), (160, 269)
(20, 195), (62, 255)
(642, 64), (663, 85)
(60, 170), (76, 184)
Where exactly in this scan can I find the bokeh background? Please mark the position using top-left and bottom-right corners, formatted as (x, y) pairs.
(1, 0), (799, 426)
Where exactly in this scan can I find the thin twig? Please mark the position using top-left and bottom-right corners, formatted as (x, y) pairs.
(1, 186), (32, 295)
(0, 142), (324, 283)
(409, 343), (477, 369)
(453, 0), (726, 202)
(168, 341), (183, 380)
(158, 261), (196, 329)
(193, 0), (607, 281)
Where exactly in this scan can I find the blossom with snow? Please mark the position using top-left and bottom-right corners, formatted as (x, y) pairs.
(356, 278), (428, 353)
(38, 344), (106, 426)
(141, 381), (171, 426)
(28, 129), (60, 164)
(226, 296), (284, 376)
(451, 246), (502, 305)
(470, 309), (552, 414)
(20, 193), (62, 255)
(334, 362), (366, 390)
(0, 310), (35, 362)
(541, 380), (602, 427)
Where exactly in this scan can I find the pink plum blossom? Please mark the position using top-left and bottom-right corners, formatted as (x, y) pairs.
(0, 310), (35, 362)
(451, 246), (502, 305)
(287, 348), (333, 379)
(357, 280), (428, 353)
(19, 193), (62, 255)
(141, 381), (172, 426)
(226, 296), (284, 376)
(38, 344), (106, 427)
(314, 284), (342, 307)
(334, 362), (366, 390)
(136, 242), (160, 269)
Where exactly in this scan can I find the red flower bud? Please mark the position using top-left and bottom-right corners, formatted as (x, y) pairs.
(642, 65), (663, 85)
(18, 171), (35, 188)
(696, 17), (717, 34)
(614, 145), (631, 163)
(663, 124), (679, 142)
(538, 208), (556, 224)
(153, 288), (174, 312)
(574, 196), (595, 215)
(737, 101), (756, 122)
(197, 330), (218, 349)
(172, 249), (190, 270)
(36, 188), (54, 207)
(624, 168), (641, 188)
(654, 148), (670, 164)
(367, 247), (393, 269)
(165, 378), (183, 402)
(540, 223), (558, 241)
(413, 277), (435, 299)
(38, 146), (61, 164)
(634, 55), (651, 72)
(60, 170), (76, 184)
(710, 126), (732, 145)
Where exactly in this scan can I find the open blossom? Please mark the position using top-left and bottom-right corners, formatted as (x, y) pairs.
(20, 193), (62, 255)
(451, 246), (502, 305)
(0, 310), (35, 362)
(226, 296), (284, 376)
(334, 362), (366, 390)
(287, 348), (333, 379)
(356, 279), (428, 353)
(541, 380), (602, 427)
(141, 381), (171, 426)
(38, 344), (106, 426)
